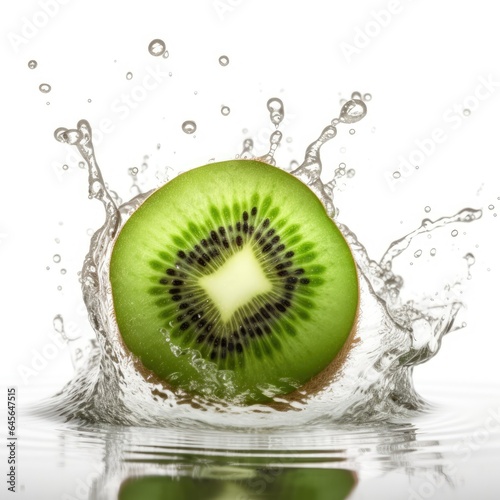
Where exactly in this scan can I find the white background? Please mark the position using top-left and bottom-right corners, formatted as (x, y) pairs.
(1, 0), (499, 401)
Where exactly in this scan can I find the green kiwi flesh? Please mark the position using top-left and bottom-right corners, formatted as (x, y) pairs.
(110, 160), (358, 404)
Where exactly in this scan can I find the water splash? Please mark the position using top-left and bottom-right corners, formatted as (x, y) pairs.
(239, 138), (254, 159)
(257, 130), (283, 165)
(291, 94), (368, 218)
(45, 98), (482, 427)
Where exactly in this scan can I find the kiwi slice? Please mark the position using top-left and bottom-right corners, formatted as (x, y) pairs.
(110, 160), (358, 404)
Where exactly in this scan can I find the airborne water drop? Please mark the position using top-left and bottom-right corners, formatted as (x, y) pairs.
(148, 39), (166, 57)
(182, 120), (197, 134)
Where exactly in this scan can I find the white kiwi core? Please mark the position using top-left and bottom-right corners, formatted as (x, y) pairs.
(198, 245), (272, 322)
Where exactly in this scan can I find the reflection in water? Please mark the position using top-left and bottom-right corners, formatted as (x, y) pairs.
(118, 469), (356, 500)
(54, 419), (421, 499)
(24, 383), (500, 499)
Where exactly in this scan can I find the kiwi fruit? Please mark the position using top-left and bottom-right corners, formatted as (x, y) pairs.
(110, 160), (358, 405)
(118, 468), (356, 500)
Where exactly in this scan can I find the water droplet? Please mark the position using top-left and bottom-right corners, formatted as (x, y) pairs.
(28, 60), (37, 69)
(148, 39), (166, 57)
(221, 105), (230, 116)
(78, 161), (85, 169)
(182, 120), (197, 134)
(424, 206), (431, 213)
(347, 168), (356, 178)
(62, 164), (69, 170)
(53, 254), (61, 263)
(87, 98), (92, 103)
(126, 72), (133, 80)
(393, 171), (401, 179)
(463, 108), (471, 116)
(218, 55), (229, 66)
(349, 129), (355, 135)
(54, 127), (82, 145)
(488, 204), (494, 210)
(464, 253), (475, 265)
(270, 130), (282, 144)
(53, 314), (65, 337)
(86, 228), (94, 236)
(430, 248), (436, 256)
(464, 252), (475, 280)
(339, 99), (367, 124)
(162, 50), (169, 59)
(451, 229), (458, 237)
(46, 101), (50, 105)
(267, 97), (285, 126)
(61, 268), (67, 275)
(363, 93), (372, 101)
(414, 249), (422, 258)
(129, 167), (138, 176)
(39, 83), (51, 93)
(57, 285), (62, 291)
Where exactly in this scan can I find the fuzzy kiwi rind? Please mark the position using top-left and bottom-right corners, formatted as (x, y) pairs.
(110, 159), (358, 405)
